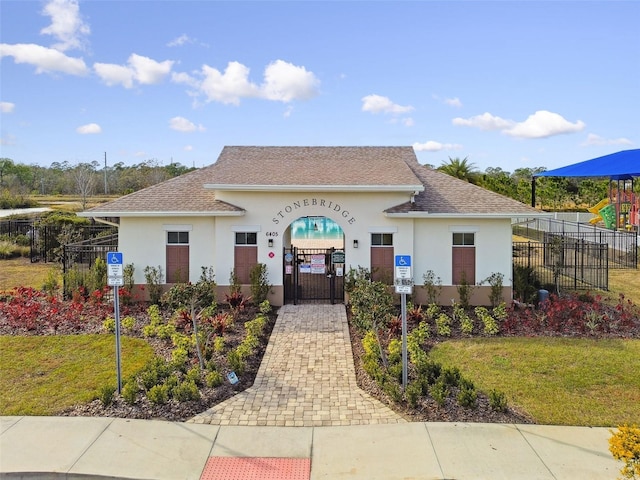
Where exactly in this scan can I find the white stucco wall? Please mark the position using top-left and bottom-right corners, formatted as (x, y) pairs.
(119, 216), (216, 285)
(413, 218), (513, 287)
(214, 190), (412, 287)
(116, 192), (515, 295)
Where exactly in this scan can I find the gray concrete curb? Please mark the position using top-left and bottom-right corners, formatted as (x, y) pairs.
(1, 416), (619, 479)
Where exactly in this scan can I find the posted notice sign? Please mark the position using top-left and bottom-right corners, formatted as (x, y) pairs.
(394, 255), (413, 294)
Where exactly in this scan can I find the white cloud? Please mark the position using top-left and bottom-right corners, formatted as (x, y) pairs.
(169, 116), (205, 132)
(0, 102), (15, 113)
(453, 110), (584, 139)
(129, 54), (174, 84)
(362, 94), (414, 115)
(0, 43), (88, 75)
(581, 133), (633, 147)
(1, 134), (16, 146)
(179, 59), (319, 105)
(93, 62), (134, 87)
(444, 97), (462, 108)
(200, 61), (259, 105)
(184, 145), (193, 151)
(504, 110), (585, 139)
(76, 123), (101, 134)
(94, 54), (174, 88)
(413, 141), (463, 152)
(167, 34), (192, 47)
(40, 0), (90, 52)
(261, 60), (319, 102)
(452, 112), (514, 131)
(402, 118), (415, 127)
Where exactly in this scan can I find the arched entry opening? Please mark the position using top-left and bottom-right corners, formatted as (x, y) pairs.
(283, 216), (345, 304)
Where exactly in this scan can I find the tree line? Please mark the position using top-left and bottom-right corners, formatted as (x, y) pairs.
(0, 158), (195, 209)
(433, 157), (617, 211)
(0, 155), (624, 212)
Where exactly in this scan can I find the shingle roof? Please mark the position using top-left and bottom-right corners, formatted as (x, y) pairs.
(81, 146), (544, 218)
(82, 166), (244, 216)
(201, 146), (424, 190)
(385, 155), (543, 216)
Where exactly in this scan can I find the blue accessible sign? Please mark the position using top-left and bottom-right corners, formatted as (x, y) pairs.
(107, 252), (124, 285)
(108, 252), (123, 265)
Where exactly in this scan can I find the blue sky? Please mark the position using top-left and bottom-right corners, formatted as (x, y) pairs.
(1, 0), (638, 172)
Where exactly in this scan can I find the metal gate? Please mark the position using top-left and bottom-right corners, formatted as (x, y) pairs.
(283, 247), (345, 304)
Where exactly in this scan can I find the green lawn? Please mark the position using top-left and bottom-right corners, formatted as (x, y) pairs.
(0, 335), (156, 415)
(429, 337), (640, 427)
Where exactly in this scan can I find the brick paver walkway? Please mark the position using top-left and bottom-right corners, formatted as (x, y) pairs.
(189, 304), (405, 427)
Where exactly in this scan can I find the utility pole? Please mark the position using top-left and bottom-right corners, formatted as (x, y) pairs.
(104, 152), (108, 195)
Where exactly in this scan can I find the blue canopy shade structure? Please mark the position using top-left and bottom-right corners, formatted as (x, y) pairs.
(535, 149), (640, 181)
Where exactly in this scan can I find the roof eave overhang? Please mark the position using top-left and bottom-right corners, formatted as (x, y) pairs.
(78, 211), (245, 218)
(204, 184), (425, 193)
(385, 212), (551, 219)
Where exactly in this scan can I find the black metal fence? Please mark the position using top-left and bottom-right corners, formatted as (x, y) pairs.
(31, 224), (117, 263)
(514, 217), (637, 269)
(62, 234), (119, 297)
(513, 239), (608, 291)
(0, 219), (33, 238)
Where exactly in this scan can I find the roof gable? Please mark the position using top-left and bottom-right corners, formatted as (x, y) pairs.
(201, 146), (424, 191)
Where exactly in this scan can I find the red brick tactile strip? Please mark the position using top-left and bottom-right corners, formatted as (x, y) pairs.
(189, 304), (406, 427)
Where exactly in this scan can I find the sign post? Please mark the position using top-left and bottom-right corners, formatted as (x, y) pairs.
(107, 252), (124, 394)
(394, 255), (413, 391)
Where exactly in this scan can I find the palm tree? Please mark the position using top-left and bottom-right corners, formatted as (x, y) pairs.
(437, 156), (479, 183)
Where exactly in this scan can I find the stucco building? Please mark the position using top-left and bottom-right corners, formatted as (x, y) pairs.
(81, 146), (546, 305)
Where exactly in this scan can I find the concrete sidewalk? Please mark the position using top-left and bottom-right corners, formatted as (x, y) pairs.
(0, 416), (619, 479)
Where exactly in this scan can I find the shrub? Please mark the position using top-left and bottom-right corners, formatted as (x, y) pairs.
(102, 317), (116, 333)
(382, 376), (403, 403)
(456, 271), (475, 309)
(414, 357), (442, 386)
(457, 378), (478, 409)
(483, 272), (504, 307)
(249, 263), (271, 304)
(172, 380), (200, 402)
(122, 316), (136, 331)
(42, 268), (60, 297)
(121, 380), (139, 405)
(147, 384), (169, 405)
(440, 366), (461, 388)
(259, 299), (271, 315)
(206, 370), (223, 388)
(489, 389), (508, 412)
(348, 270), (394, 332)
(435, 313), (451, 336)
(405, 381), (422, 407)
(213, 336), (225, 353)
(609, 424), (640, 480)
(227, 349), (246, 375)
(98, 384), (116, 406)
(245, 315), (266, 338)
(422, 270), (442, 305)
(425, 303), (440, 320)
(144, 265), (164, 304)
(429, 379), (449, 407)
(475, 306), (499, 335)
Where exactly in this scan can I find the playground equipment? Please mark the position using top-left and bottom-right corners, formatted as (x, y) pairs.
(588, 180), (639, 231)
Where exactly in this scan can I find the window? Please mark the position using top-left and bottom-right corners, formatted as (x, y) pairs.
(168, 231), (189, 244)
(371, 233), (393, 246)
(235, 232), (257, 245)
(234, 232), (257, 284)
(453, 232), (475, 246)
(166, 231), (189, 283)
(370, 233), (393, 284)
(452, 232), (475, 285)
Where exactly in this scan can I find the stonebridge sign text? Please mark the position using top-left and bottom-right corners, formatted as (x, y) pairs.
(271, 197), (357, 225)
